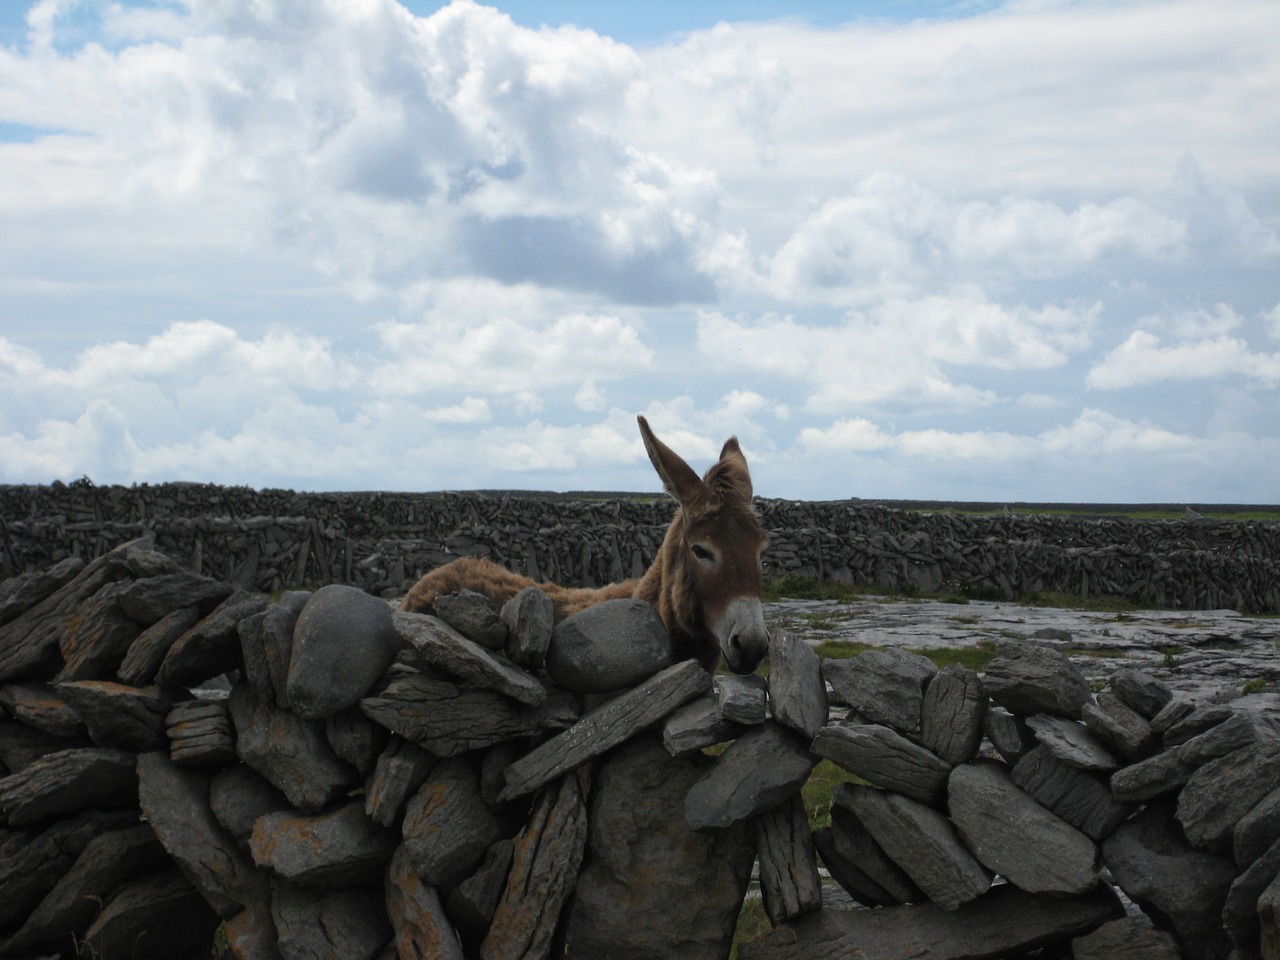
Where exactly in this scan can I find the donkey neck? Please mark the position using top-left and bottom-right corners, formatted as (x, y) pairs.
(633, 507), (718, 671)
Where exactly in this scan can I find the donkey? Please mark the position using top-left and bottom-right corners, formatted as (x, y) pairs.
(398, 415), (771, 674)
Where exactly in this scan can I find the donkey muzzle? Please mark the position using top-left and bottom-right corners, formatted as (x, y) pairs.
(717, 596), (771, 674)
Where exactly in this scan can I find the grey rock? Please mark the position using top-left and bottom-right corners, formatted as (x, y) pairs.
(823, 648), (936, 735)
(221, 899), (281, 960)
(1177, 740), (1280, 852)
(118, 603), (200, 686)
(325, 706), (387, 775)
(812, 824), (897, 907)
(0, 746), (137, 825)
(736, 882), (1124, 960)
(1259, 869), (1280, 960)
(446, 839), (514, 951)
(1009, 745), (1131, 841)
(1026, 713), (1119, 771)
(1163, 703), (1233, 746)
(1084, 689), (1158, 760)
(919, 662), (985, 766)
(766, 629), (828, 739)
(811, 722), (951, 804)
(228, 683), (357, 813)
(210, 763), (292, 844)
(685, 720), (815, 831)
(1109, 667), (1174, 719)
(481, 771), (589, 960)
(982, 705), (1033, 763)
(1102, 802), (1236, 960)
(501, 585), (555, 668)
(271, 880), (391, 960)
(262, 591), (309, 708)
(250, 800), (397, 887)
(545, 597), (672, 694)
(166, 697), (237, 765)
(434, 589), (508, 649)
(948, 759), (1099, 896)
(403, 756), (502, 888)
(1149, 695), (1197, 734)
(0, 681), (86, 737)
(0, 556), (83, 628)
(136, 750), (268, 919)
(1223, 835), (1280, 959)
(156, 589), (268, 689)
(288, 584), (401, 719)
(386, 844), (465, 960)
(755, 792), (822, 925)
(0, 718), (87, 773)
(829, 804), (920, 904)
(394, 611), (545, 706)
(560, 735), (755, 960)
(663, 694), (744, 755)
(79, 869), (220, 960)
(1071, 917), (1183, 960)
(56, 679), (171, 751)
(1111, 710), (1270, 804)
(500, 658), (710, 802)
(981, 642), (1092, 718)
(833, 782), (991, 911)
(55, 580), (140, 681)
(119, 570), (234, 624)
(1236, 784), (1280, 868)
(717, 673), (768, 725)
(365, 737), (436, 827)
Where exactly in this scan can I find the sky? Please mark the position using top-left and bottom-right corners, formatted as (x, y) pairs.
(1, 0), (1278, 502)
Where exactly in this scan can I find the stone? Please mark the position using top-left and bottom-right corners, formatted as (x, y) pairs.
(833, 782), (991, 911)
(1223, 836), (1280, 958)
(501, 586), (555, 668)
(1102, 802), (1236, 960)
(0, 719), (86, 773)
(288, 584), (402, 719)
(156, 589), (268, 689)
(117, 603), (200, 685)
(386, 844), (465, 960)
(811, 722), (951, 804)
(1109, 667), (1174, 719)
(948, 759), (1099, 896)
(1237, 784), (1280, 868)
(250, 800), (398, 887)
(228, 683), (357, 813)
(737, 880), (1123, 960)
(55, 579), (140, 681)
(717, 673), (768, 725)
(1084, 690), (1158, 760)
(271, 880), (392, 960)
(1026, 713), (1119, 770)
(210, 763), (292, 844)
(262, 590), (309, 707)
(221, 899), (280, 960)
(827, 804), (920, 904)
(365, 736), (436, 827)
(1163, 703), (1233, 746)
(1009, 745), (1131, 841)
(663, 694), (744, 755)
(1070, 917), (1183, 960)
(434, 589), (508, 649)
(1110, 710), (1270, 804)
(0, 823), (167, 955)
(545, 597), (672, 694)
(1149, 695), (1197, 734)
(981, 642), (1092, 718)
(812, 826), (896, 907)
(1261, 868), (1280, 960)
(823, 648), (937, 735)
(919, 662), (985, 766)
(982, 706), (1033, 763)
(0, 556), (83, 627)
(79, 868), (221, 960)
(326, 706), (388, 774)
(394, 611), (545, 706)
(481, 771), (589, 960)
(166, 697), (237, 765)
(0, 681), (86, 737)
(499, 658), (711, 802)
(136, 750), (269, 919)
(55, 679), (171, 751)
(403, 756), (503, 888)
(446, 839), (514, 951)
(1177, 740), (1280, 852)
(754, 792), (822, 925)
(766, 630), (828, 739)
(118, 570), (234, 624)
(360, 671), (564, 758)
(560, 735), (756, 960)
(0, 746), (137, 825)
(684, 720), (816, 831)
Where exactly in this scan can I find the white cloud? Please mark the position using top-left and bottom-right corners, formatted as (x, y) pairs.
(1088, 331), (1280, 389)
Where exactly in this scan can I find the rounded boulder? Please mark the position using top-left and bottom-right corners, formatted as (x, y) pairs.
(545, 598), (672, 694)
(286, 585), (401, 720)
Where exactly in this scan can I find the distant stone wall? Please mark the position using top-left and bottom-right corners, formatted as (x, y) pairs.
(2, 483), (1278, 612)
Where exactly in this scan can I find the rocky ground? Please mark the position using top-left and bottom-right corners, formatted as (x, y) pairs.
(765, 594), (1280, 716)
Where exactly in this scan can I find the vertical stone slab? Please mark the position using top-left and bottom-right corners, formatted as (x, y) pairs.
(385, 844), (465, 960)
(754, 793), (822, 925)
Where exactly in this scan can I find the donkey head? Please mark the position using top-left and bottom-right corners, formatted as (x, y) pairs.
(638, 415), (771, 674)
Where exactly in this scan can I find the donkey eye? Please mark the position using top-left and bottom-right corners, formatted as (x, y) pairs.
(691, 544), (716, 563)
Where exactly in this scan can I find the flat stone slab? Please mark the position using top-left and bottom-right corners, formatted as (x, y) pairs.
(823, 648), (936, 735)
(250, 800), (398, 887)
(1025, 713), (1119, 771)
(766, 630), (828, 739)
(717, 674), (768, 725)
(433, 589), (508, 650)
(827, 805), (920, 904)
(0, 746), (138, 825)
(395, 610), (545, 706)
(1177, 739), (1280, 852)
(155, 590), (267, 689)
(1010, 745), (1131, 841)
(811, 722), (951, 804)
(56, 680), (171, 751)
(981, 642), (1093, 719)
(684, 720), (816, 831)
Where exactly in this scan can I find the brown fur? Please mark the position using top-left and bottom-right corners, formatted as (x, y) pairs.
(398, 416), (769, 672)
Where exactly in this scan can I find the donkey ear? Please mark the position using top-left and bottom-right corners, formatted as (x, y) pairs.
(638, 416), (707, 506)
(711, 435), (753, 501)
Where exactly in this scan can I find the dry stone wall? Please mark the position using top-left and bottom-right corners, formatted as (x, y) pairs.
(2, 540), (1279, 958)
(4, 483), (1280, 613)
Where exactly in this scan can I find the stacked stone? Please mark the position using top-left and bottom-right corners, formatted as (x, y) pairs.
(4, 484), (1279, 613)
(741, 643), (1280, 960)
(0, 542), (832, 959)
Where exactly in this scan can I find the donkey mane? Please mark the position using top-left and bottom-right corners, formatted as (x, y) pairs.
(398, 416), (771, 674)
